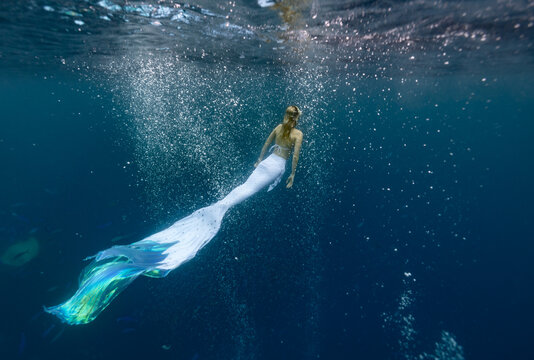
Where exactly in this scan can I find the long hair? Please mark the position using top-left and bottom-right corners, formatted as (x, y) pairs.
(281, 105), (301, 141)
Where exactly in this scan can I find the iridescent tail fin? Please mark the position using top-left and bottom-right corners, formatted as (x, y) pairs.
(45, 204), (227, 325)
(44, 242), (172, 325)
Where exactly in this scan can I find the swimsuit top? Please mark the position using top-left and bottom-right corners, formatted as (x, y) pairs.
(269, 143), (290, 153)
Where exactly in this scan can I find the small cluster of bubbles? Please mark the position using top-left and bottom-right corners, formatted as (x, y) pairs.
(418, 331), (465, 360)
(383, 273), (465, 360)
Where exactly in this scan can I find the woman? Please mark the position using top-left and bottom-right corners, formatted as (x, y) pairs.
(255, 105), (303, 189)
(45, 106), (304, 325)
(220, 105), (303, 208)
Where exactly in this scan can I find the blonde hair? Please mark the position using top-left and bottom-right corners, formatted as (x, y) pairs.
(281, 105), (301, 141)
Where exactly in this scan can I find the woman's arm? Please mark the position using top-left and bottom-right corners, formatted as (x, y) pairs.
(254, 125), (279, 167)
(286, 131), (303, 188)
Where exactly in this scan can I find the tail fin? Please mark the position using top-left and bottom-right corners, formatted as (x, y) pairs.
(45, 204), (227, 325)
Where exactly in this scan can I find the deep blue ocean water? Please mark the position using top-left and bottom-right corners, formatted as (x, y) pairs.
(1, 0), (533, 359)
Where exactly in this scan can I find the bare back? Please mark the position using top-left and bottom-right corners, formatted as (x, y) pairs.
(255, 119), (303, 189)
(272, 124), (303, 159)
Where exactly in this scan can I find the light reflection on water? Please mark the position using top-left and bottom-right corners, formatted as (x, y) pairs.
(0, 0), (532, 72)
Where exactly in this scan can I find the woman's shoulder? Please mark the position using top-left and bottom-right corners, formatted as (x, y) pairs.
(291, 128), (303, 138)
(274, 123), (286, 135)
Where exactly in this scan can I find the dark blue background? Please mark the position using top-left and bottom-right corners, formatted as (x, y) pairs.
(0, 62), (533, 360)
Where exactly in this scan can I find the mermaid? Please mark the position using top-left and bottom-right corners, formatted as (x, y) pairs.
(45, 105), (303, 325)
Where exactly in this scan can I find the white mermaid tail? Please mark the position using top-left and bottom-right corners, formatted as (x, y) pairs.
(45, 154), (286, 325)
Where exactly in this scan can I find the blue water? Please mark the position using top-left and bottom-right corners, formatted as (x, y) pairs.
(1, 0), (533, 359)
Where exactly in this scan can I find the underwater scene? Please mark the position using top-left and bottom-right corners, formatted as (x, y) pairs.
(0, 0), (533, 359)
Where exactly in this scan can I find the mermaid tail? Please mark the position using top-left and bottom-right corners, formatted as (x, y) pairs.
(44, 254), (168, 325)
(45, 154), (286, 325)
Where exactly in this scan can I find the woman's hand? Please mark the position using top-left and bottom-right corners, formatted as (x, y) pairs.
(286, 174), (295, 188)
(254, 159), (262, 168)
